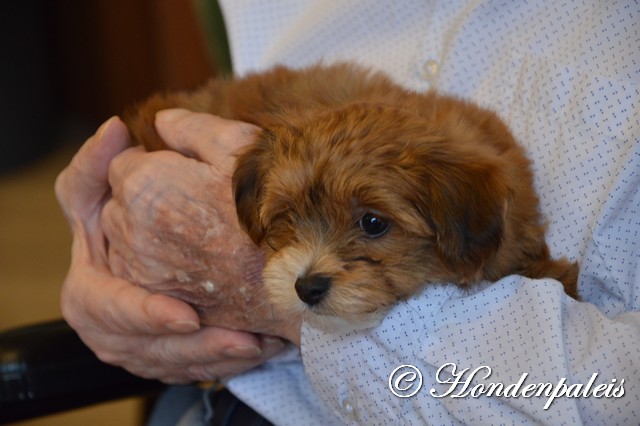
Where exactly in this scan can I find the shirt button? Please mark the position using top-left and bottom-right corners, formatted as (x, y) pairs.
(421, 58), (440, 82)
(341, 396), (358, 421)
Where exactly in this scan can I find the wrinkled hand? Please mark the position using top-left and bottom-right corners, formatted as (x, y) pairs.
(102, 109), (302, 343)
(56, 116), (286, 384)
(102, 110), (300, 342)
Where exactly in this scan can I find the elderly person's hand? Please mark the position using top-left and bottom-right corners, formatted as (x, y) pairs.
(55, 115), (290, 384)
(102, 109), (302, 343)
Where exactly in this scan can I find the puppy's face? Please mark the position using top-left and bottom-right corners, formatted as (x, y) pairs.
(233, 104), (513, 329)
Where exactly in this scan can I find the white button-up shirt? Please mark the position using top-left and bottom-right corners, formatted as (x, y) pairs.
(220, 1), (640, 424)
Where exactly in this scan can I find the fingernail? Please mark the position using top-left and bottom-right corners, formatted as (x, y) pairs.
(224, 345), (262, 358)
(167, 320), (200, 333)
(96, 116), (118, 140)
(156, 108), (190, 125)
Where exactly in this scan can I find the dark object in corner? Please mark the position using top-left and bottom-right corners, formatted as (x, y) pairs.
(0, 320), (165, 423)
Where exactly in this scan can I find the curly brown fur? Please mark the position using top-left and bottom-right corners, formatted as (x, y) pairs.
(124, 63), (579, 328)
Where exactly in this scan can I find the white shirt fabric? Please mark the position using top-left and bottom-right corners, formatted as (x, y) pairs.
(219, 1), (640, 424)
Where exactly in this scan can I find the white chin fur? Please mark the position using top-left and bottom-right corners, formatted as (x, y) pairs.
(263, 245), (388, 333)
(262, 245), (314, 317)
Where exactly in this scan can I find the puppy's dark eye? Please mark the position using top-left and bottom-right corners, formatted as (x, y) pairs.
(358, 212), (389, 237)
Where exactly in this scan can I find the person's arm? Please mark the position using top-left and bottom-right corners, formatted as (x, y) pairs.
(300, 276), (639, 424)
(55, 115), (288, 384)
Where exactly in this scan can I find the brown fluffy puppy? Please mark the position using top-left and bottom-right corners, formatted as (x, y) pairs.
(125, 63), (578, 330)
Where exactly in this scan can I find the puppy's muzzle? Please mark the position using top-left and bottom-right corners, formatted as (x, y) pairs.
(295, 274), (331, 306)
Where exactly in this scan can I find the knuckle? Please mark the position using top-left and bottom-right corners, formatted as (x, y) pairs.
(100, 201), (132, 247)
(115, 155), (175, 211)
(100, 201), (116, 234)
(118, 168), (149, 204)
(111, 155), (156, 202)
(107, 149), (138, 188)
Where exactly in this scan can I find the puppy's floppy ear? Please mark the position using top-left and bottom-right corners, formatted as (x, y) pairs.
(412, 150), (513, 276)
(232, 129), (274, 244)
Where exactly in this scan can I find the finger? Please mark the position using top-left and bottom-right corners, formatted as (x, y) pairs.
(183, 336), (286, 381)
(107, 147), (195, 202)
(89, 345), (266, 384)
(144, 326), (264, 365)
(94, 327), (266, 382)
(62, 256), (200, 336)
(155, 108), (261, 165)
(109, 282), (202, 335)
(82, 326), (279, 383)
(185, 357), (268, 382)
(55, 117), (130, 224)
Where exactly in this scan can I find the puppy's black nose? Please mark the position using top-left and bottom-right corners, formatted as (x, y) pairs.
(295, 274), (331, 306)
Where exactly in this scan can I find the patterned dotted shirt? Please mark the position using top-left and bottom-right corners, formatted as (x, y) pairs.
(221, 1), (640, 424)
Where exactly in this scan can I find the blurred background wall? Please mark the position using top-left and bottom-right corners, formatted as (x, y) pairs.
(1, 1), (219, 424)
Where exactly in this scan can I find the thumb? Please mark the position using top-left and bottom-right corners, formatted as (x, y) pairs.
(56, 116), (131, 225)
(154, 108), (260, 166)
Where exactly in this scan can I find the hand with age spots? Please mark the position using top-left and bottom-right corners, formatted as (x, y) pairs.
(56, 111), (300, 384)
(103, 109), (302, 343)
